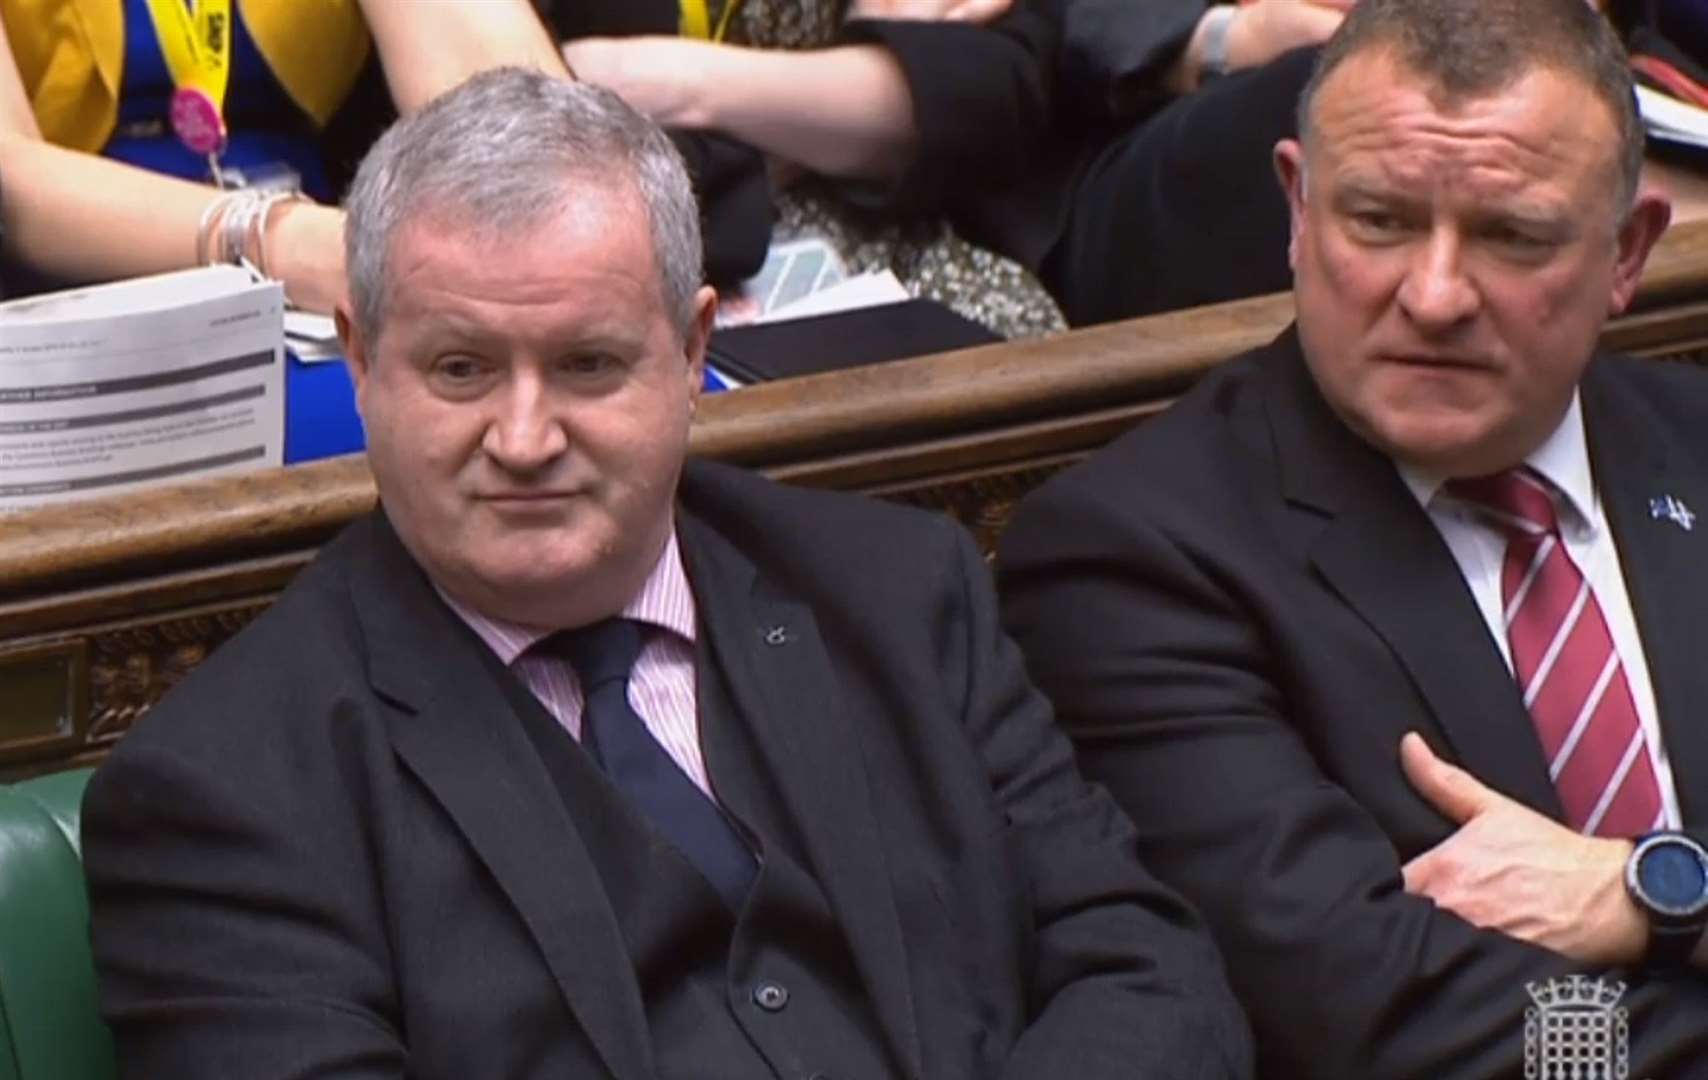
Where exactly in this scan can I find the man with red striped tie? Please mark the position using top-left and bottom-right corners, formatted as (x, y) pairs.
(1000, 0), (1708, 1076)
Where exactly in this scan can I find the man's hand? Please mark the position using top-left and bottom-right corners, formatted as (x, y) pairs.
(1399, 732), (1645, 967)
(848, 0), (1012, 23)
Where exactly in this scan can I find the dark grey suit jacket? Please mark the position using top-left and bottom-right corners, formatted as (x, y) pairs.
(85, 459), (1250, 1080)
(1001, 330), (1708, 1079)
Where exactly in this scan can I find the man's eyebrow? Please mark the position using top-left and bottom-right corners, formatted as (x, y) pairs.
(557, 331), (643, 352)
(1324, 179), (1571, 228)
(1328, 178), (1412, 206)
(555, 316), (645, 343)
(1462, 191), (1576, 228)
(1323, 166), (1395, 193)
(399, 312), (490, 340)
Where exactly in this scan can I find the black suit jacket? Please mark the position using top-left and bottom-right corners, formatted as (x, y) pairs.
(85, 459), (1250, 1080)
(1000, 331), (1708, 1079)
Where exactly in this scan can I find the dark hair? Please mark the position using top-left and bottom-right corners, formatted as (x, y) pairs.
(1296, 0), (1644, 208)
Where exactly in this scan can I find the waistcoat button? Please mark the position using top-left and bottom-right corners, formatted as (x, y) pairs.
(752, 981), (790, 1012)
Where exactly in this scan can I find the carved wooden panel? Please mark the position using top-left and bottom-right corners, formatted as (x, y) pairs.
(84, 602), (273, 745)
(0, 457), (1066, 780)
(3, 237), (1706, 779)
(0, 640), (85, 767)
(0, 598), (274, 778)
(878, 461), (1077, 556)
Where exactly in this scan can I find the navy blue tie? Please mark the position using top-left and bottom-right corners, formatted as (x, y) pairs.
(550, 619), (756, 912)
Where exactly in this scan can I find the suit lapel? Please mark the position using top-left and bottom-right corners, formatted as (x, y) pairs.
(1582, 360), (1708, 826)
(678, 509), (924, 1080)
(1262, 337), (1562, 813)
(350, 515), (655, 1080)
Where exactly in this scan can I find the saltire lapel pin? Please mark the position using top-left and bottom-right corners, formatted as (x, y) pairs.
(1648, 494), (1696, 532)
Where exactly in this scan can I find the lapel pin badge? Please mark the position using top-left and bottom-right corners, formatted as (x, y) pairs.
(1649, 494), (1696, 532)
(761, 625), (790, 646)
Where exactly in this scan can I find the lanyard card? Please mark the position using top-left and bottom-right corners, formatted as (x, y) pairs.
(145, 0), (234, 157)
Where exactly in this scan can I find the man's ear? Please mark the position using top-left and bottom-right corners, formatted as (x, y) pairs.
(335, 305), (371, 411)
(1608, 188), (1672, 316)
(683, 284), (717, 414)
(1274, 138), (1309, 270)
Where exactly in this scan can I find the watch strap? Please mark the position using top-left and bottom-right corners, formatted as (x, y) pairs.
(1644, 921), (1705, 975)
(1628, 832), (1708, 974)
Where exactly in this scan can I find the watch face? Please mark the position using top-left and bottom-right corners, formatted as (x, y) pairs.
(1637, 841), (1708, 918)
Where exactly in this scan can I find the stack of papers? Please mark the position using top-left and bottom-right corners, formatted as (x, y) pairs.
(0, 265), (285, 511)
(715, 237), (908, 328)
(284, 310), (342, 362)
(1637, 84), (1708, 151)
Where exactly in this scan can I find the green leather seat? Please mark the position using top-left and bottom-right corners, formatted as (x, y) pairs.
(0, 769), (116, 1080)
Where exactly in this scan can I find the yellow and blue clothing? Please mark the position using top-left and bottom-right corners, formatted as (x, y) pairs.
(3, 0), (370, 460)
(106, 0), (338, 199)
(4, 0), (369, 156)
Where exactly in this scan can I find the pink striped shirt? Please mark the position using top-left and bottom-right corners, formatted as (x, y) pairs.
(440, 531), (710, 796)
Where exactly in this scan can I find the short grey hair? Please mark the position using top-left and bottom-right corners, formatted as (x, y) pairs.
(1296, 0), (1645, 211)
(343, 67), (703, 343)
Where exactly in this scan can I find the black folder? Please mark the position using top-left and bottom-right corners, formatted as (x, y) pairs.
(706, 298), (1000, 385)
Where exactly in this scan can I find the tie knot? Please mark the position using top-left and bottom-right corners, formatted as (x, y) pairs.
(1444, 467), (1560, 538)
(546, 618), (644, 692)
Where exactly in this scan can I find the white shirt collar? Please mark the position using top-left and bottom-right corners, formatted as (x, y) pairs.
(1395, 392), (1597, 532)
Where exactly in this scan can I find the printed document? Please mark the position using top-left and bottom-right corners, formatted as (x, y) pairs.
(0, 265), (285, 511)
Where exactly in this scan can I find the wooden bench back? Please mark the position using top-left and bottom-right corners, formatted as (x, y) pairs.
(2, 220), (1705, 778)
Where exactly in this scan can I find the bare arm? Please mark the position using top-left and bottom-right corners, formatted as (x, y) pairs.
(562, 37), (917, 181)
(1164, 0), (1350, 95)
(0, 10), (239, 294)
(358, 0), (566, 115)
(0, 2), (564, 311)
(0, 124), (353, 303)
(847, 0), (1012, 21)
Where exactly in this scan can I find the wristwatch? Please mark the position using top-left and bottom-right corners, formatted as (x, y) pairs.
(1199, 5), (1238, 82)
(1624, 832), (1708, 972)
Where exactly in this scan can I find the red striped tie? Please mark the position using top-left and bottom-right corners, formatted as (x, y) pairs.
(1445, 468), (1664, 837)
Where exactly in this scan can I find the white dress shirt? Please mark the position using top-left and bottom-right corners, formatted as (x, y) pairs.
(1395, 393), (1682, 827)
